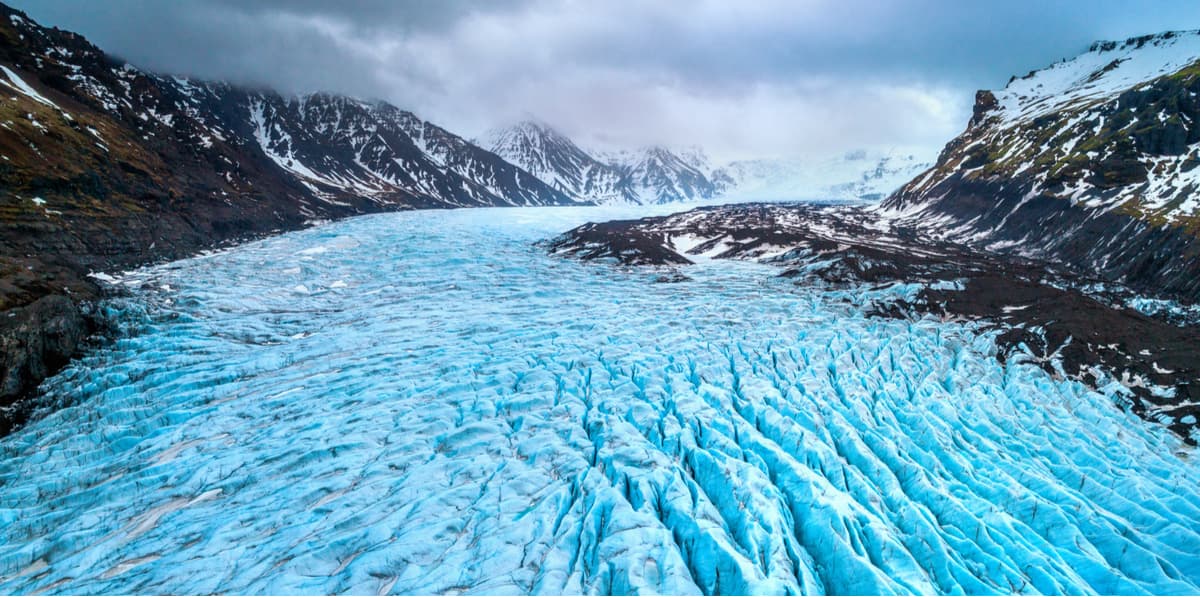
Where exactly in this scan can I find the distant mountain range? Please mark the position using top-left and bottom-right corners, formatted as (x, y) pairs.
(486, 121), (932, 205)
(0, 2), (583, 411)
(484, 121), (722, 204)
(6, 0), (1200, 421)
(718, 150), (930, 202)
(0, 1), (927, 412)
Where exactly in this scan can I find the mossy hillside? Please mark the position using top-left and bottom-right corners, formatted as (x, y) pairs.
(0, 98), (159, 213)
(930, 59), (1200, 228)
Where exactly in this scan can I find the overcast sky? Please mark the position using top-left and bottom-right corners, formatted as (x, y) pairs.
(11, 0), (1200, 161)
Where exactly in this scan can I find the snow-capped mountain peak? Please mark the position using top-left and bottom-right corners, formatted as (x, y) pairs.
(483, 120), (618, 203)
(885, 29), (1200, 300)
(616, 145), (719, 204)
(488, 120), (935, 205)
(997, 30), (1200, 124)
(486, 123), (726, 204)
(484, 120), (573, 157)
(676, 145), (714, 172)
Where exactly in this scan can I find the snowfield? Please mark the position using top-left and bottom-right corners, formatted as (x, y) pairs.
(1, 206), (1198, 595)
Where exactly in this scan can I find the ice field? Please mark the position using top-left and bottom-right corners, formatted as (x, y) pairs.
(1, 206), (1198, 594)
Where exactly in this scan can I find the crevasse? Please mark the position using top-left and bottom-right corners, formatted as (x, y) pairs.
(0, 206), (1197, 595)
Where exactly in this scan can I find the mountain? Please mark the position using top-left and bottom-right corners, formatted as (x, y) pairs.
(884, 30), (1200, 300)
(608, 145), (722, 204)
(0, 3), (573, 414)
(245, 96), (571, 209)
(0, 4), (573, 281)
(543, 30), (1200, 440)
(487, 121), (724, 204)
(717, 150), (932, 202)
(489, 121), (934, 205)
(484, 121), (630, 203)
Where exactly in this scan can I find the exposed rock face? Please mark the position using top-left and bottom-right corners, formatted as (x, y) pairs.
(0, 294), (89, 434)
(544, 218), (693, 265)
(883, 31), (1200, 301)
(0, 3), (574, 425)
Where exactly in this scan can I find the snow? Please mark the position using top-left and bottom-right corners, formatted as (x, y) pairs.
(1152, 362), (1176, 375)
(718, 149), (934, 203)
(485, 122), (619, 204)
(668, 233), (709, 255)
(249, 99), (353, 192)
(894, 30), (1200, 234)
(87, 271), (120, 284)
(0, 65), (61, 112)
(997, 31), (1200, 124)
(1, 206), (1199, 594)
(1135, 150), (1200, 220)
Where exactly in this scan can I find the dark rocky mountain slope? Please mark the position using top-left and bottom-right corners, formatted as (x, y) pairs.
(545, 32), (1200, 443)
(0, 3), (572, 428)
(883, 31), (1200, 301)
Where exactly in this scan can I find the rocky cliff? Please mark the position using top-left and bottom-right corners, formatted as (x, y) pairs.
(883, 31), (1200, 301)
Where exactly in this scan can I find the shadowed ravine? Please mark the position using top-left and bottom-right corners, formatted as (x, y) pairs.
(1, 206), (1198, 595)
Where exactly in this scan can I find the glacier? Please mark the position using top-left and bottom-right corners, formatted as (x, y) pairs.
(1, 205), (1199, 595)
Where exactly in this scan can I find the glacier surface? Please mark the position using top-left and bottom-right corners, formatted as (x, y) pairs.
(1, 206), (1199, 595)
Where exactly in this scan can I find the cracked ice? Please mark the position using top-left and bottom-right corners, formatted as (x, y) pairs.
(1, 206), (1198, 595)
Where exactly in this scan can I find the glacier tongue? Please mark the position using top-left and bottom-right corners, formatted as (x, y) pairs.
(1, 205), (1199, 595)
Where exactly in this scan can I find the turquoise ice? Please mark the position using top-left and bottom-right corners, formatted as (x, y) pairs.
(1, 206), (1198, 594)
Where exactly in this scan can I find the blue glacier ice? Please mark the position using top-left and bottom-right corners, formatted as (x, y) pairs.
(1, 205), (1199, 595)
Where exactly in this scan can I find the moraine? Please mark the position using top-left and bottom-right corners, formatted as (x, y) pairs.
(1, 205), (1199, 595)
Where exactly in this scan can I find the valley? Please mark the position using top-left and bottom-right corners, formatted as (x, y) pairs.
(1, 2), (1200, 595)
(2, 206), (1198, 594)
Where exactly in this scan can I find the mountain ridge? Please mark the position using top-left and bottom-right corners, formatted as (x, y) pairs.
(483, 120), (632, 203)
(883, 28), (1200, 300)
(0, 2), (575, 422)
(486, 121), (725, 204)
(489, 119), (933, 204)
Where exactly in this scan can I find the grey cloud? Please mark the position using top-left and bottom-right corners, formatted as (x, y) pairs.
(10, 0), (1199, 160)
